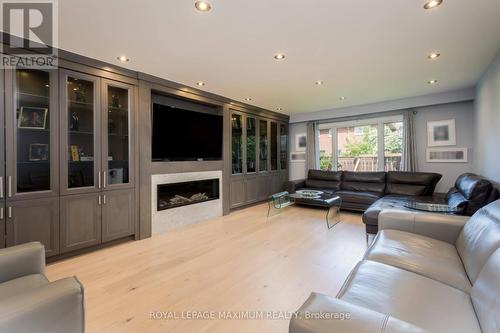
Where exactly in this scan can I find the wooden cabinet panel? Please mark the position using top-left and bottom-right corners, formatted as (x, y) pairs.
(102, 189), (134, 242)
(230, 177), (246, 208)
(246, 176), (258, 203)
(60, 193), (101, 253)
(6, 198), (59, 257)
(257, 175), (270, 200)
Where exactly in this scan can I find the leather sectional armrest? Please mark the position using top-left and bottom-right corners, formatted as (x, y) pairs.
(290, 293), (427, 333)
(0, 242), (45, 283)
(0, 277), (85, 333)
(284, 179), (306, 194)
(378, 209), (469, 244)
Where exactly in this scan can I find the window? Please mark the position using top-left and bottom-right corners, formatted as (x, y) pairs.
(384, 121), (403, 171)
(318, 116), (403, 172)
(319, 129), (333, 170)
(337, 124), (378, 171)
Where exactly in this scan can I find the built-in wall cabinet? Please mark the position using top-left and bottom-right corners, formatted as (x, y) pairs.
(0, 67), (137, 257)
(230, 110), (288, 208)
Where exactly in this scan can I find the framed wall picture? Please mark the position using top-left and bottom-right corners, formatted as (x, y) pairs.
(290, 152), (306, 162)
(427, 119), (456, 146)
(29, 143), (49, 161)
(295, 133), (307, 151)
(426, 147), (468, 163)
(18, 107), (48, 129)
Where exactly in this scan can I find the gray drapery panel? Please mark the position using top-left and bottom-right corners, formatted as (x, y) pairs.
(401, 110), (417, 172)
(306, 121), (319, 171)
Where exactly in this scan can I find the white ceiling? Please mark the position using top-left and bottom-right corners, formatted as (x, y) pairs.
(57, 0), (500, 115)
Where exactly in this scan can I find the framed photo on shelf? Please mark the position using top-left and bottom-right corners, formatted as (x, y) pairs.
(426, 147), (468, 163)
(427, 119), (456, 146)
(18, 107), (48, 130)
(295, 133), (307, 151)
(29, 144), (49, 161)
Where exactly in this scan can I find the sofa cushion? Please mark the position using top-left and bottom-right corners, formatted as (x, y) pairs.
(450, 173), (494, 215)
(342, 171), (386, 193)
(0, 274), (48, 299)
(335, 190), (383, 206)
(470, 248), (500, 333)
(305, 170), (342, 190)
(364, 230), (471, 292)
(338, 260), (481, 333)
(304, 179), (341, 191)
(386, 172), (442, 196)
(456, 199), (500, 283)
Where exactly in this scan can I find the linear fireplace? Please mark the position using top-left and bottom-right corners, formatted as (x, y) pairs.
(157, 178), (220, 211)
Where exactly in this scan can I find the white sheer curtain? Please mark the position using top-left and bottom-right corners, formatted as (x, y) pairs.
(401, 110), (417, 172)
(306, 121), (320, 170)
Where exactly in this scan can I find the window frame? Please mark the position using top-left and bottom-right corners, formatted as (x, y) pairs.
(318, 115), (403, 172)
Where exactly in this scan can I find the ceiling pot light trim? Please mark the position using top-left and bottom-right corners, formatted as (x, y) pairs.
(117, 55), (130, 62)
(428, 52), (441, 59)
(424, 0), (443, 10)
(339, 96), (346, 101)
(195, 1), (212, 12)
(428, 79), (438, 84)
(244, 97), (252, 101)
(274, 53), (286, 60)
(315, 81), (323, 85)
(196, 81), (205, 86)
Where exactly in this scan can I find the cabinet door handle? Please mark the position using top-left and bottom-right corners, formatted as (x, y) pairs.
(98, 195), (102, 205)
(0, 177), (3, 198)
(7, 207), (12, 219)
(98, 172), (102, 189)
(8, 176), (12, 198)
(103, 194), (107, 205)
(0, 207), (3, 220)
(103, 171), (107, 188)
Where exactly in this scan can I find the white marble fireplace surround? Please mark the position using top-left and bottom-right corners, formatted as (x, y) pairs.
(152, 171), (223, 235)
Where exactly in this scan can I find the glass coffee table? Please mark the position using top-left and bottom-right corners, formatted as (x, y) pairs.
(268, 190), (342, 229)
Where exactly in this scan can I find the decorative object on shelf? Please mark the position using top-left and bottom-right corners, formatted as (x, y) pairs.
(70, 111), (79, 131)
(426, 147), (468, 163)
(70, 145), (80, 161)
(108, 118), (117, 134)
(290, 152), (306, 162)
(29, 143), (49, 161)
(427, 119), (456, 146)
(108, 168), (124, 184)
(296, 133), (307, 151)
(18, 107), (48, 129)
(111, 94), (120, 108)
(79, 156), (94, 162)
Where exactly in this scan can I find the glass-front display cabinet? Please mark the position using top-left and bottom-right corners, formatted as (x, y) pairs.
(246, 117), (256, 173)
(103, 80), (134, 189)
(4, 68), (58, 199)
(60, 71), (100, 194)
(259, 119), (268, 172)
(280, 123), (288, 170)
(231, 114), (243, 174)
(270, 122), (278, 171)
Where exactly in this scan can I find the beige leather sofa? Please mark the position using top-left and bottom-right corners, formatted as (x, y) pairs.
(0, 242), (85, 333)
(290, 199), (500, 333)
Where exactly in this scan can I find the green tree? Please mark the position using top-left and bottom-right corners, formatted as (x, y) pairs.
(341, 127), (377, 157)
(384, 123), (403, 153)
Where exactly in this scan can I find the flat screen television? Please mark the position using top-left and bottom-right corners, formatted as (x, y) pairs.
(152, 103), (223, 161)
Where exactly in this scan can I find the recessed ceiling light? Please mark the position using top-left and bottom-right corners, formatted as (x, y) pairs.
(315, 81), (323, 85)
(196, 81), (205, 86)
(424, 0), (443, 10)
(274, 53), (286, 60)
(428, 52), (441, 60)
(117, 55), (129, 62)
(244, 97), (252, 101)
(428, 79), (438, 84)
(276, 107), (283, 111)
(195, 1), (211, 12)
(339, 96), (346, 101)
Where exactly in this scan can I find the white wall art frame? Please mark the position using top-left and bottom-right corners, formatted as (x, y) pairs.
(295, 133), (307, 151)
(427, 119), (456, 146)
(426, 147), (468, 163)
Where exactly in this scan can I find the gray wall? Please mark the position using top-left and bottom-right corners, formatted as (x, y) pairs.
(414, 101), (475, 192)
(289, 100), (476, 193)
(474, 50), (500, 186)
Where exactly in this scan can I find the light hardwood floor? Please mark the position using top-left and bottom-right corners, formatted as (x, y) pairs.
(46, 203), (368, 333)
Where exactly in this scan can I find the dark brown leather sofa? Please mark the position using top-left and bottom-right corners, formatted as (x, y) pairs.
(285, 170), (499, 236)
(285, 169), (441, 212)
